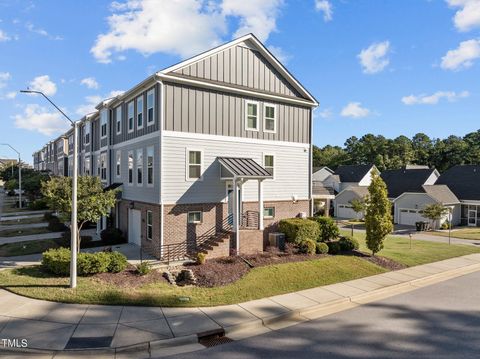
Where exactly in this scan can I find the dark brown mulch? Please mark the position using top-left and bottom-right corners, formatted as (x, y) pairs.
(352, 251), (407, 271)
(93, 265), (168, 289)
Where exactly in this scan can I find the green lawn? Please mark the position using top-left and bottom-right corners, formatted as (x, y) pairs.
(342, 230), (480, 267)
(1, 205), (32, 214)
(0, 217), (46, 226)
(0, 227), (52, 238)
(0, 256), (386, 307)
(0, 238), (61, 257)
(427, 227), (480, 241)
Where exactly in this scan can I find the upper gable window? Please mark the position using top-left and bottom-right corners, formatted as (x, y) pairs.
(147, 89), (155, 125)
(137, 96), (144, 129)
(245, 101), (259, 131)
(264, 103), (276, 133)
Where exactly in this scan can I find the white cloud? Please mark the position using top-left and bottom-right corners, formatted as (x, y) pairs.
(358, 41), (391, 74)
(0, 72), (10, 88)
(80, 77), (99, 89)
(108, 90), (125, 98)
(14, 104), (69, 136)
(315, 108), (333, 119)
(26, 23), (63, 40)
(5, 91), (17, 99)
(340, 102), (370, 118)
(446, 0), (480, 32)
(75, 95), (102, 116)
(401, 90), (470, 105)
(28, 75), (57, 96)
(91, 0), (284, 63)
(315, 0), (333, 22)
(440, 39), (480, 70)
(267, 45), (291, 63)
(0, 29), (10, 41)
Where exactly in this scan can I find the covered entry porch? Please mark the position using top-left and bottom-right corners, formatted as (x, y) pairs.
(218, 157), (273, 255)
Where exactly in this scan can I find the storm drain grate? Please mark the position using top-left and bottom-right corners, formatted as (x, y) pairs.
(65, 336), (113, 350)
(199, 336), (234, 348)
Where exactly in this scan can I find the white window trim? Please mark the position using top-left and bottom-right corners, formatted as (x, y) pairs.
(100, 153), (107, 182)
(187, 211), (203, 224)
(136, 148), (144, 187)
(245, 100), (259, 132)
(185, 148), (204, 182)
(127, 101), (134, 133)
(146, 146), (154, 187)
(137, 96), (144, 130)
(263, 102), (277, 134)
(116, 106), (122, 135)
(116, 150), (121, 178)
(84, 122), (91, 145)
(127, 151), (134, 186)
(147, 89), (155, 126)
(146, 210), (153, 241)
(100, 110), (108, 139)
(263, 207), (275, 219)
(263, 152), (275, 180)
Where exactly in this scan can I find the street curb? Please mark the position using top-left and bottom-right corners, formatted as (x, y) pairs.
(2, 259), (480, 357)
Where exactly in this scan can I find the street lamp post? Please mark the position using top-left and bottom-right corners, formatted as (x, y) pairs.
(20, 89), (78, 288)
(1, 144), (22, 209)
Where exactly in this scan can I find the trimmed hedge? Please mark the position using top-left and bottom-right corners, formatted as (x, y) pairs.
(279, 218), (320, 244)
(309, 216), (339, 242)
(42, 247), (70, 275)
(327, 241), (341, 255)
(100, 228), (127, 245)
(298, 239), (316, 254)
(28, 198), (48, 210)
(338, 236), (359, 252)
(47, 217), (67, 232)
(316, 242), (329, 254)
(108, 251), (128, 273)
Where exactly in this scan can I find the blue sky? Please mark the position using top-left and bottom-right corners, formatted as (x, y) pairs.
(0, 0), (479, 164)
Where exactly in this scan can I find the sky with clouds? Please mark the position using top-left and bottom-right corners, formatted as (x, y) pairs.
(0, 0), (479, 164)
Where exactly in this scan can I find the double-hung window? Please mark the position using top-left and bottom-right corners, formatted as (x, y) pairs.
(136, 96), (143, 129)
(84, 123), (90, 145)
(96, 156), (101, 177)
(128, 101), (134, 132)
(187, 150), (202, 180)
(264, 103), (276, 133)
(100, 110), (108, 138)
(245, 101), (259, 131)
(116, 106), (122, 135)
(116, 151), (121, 177)
(264, 207), (275, 219)
(128, 151), (134, 184)
(137, 149), (143, 185)
(147, 146), (154, 185)
(187, 211), (202, 224)
(264, 154), (274, 177)
(100, 153), (107, 181)
(146, 210), (153, 240)
(147, 89), (154, 124)
(84, 156), (90, 175)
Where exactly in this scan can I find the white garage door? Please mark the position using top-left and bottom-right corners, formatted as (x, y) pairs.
(336, 204), (359, 219)
(399, 209), (425, 226)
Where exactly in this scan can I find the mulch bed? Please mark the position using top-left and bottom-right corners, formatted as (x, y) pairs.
(93, 265), (168, 289)
(352, 251), (407, 271)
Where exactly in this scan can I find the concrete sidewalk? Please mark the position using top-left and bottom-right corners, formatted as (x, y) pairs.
(1, 253), (480, 358)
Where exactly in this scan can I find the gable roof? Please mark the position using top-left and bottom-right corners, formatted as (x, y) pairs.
(422, 185), (459, 205)
(381, 168), (437, 198)
(158, 33), (318, 106)
(336, 185), (369, 201)
(334, 164), (374, 183)
(436, 165), (480, 201)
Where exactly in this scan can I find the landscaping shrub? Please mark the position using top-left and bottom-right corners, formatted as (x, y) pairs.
(28, 198), (48, 210)
(196, 252), (206, 265)
(327, 241), (341, 255)
(298, 239), (316, 255)
(42, 247), (70, 276)
(316, 242), (329, 254)
(440, 221), (450, 230)
(60, 231), (93, 248)
(136, 262), (151, 276)
(100, 227), (126, 245)
(43, 212), (54, 221)
(309, 216), (339, 242)
(77, 252), (110, 276)
(278, 218), (320, 244)
(47, 216), (67, 232)
(108, 251), (128, 273)
(338, 236), (359, 252)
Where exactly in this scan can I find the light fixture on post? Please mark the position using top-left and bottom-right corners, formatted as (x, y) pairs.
(20, 89), (79, 289)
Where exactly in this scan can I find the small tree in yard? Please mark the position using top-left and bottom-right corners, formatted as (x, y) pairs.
(41, 176), (118, 251)
(350, 198), (366, 220)
(421, 203), (449, 230)
(365, 170), (393, 256)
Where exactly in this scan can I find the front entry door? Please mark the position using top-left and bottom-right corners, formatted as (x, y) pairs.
(468, 210), (477, 227)
(227, 182), (242, 226)
(128, 209), (142, 245)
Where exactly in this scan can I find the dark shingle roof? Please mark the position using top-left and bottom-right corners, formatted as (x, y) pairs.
(312, 182), (335, 197)
(380, 168), (437, 198)
(422, 185), (459, 204)
(334, 164), (373, 183)
(436, 165), (480, 201)
(217, 157), (272, 178)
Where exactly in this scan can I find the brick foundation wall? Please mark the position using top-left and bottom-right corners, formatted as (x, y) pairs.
(237, 229), (264, 255)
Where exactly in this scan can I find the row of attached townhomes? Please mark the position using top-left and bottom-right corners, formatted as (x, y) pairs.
(32, 34), (318, 261)
(312, 164), (480, 228)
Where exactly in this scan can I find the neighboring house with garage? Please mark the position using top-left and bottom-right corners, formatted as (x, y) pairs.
(380, 167), (440, 200)
(392, 185), (460, 227)
(312, 166), (333, 182)
(436, 165), (480, 227)
(31, 33), (318, 261)
(334, 186), (369, 219)
(312, 166), (335, 215)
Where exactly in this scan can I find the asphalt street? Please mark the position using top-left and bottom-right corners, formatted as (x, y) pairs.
(171, 270), (480, 359)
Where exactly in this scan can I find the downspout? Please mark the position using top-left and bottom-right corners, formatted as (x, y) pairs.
(158, 79), (165, 258)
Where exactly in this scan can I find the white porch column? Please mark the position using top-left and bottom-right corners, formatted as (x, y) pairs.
(258, 179), (264, 230)
(233, 177), (240, 255)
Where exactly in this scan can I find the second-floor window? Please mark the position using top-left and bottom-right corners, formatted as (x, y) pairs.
(137, 96), (143, 129)
(116, 151), (121, 177)
(84, 156), (90, 175)
(147, 89), (154, 124)
(116, 106), (122, 135)
(128, 151), (133, 184)
(264, 104), (276, 133)
(147, 146), (154, 185)
(84, 123), (90, 145)
(100, 110), (108, 138)
(100, 153), (107, 181)
(264, 154), (274, 177)
(128, 101), (134, 133)
(246, 101), (259, 131)
(137, 149), (143, 185)
(187, 150), (202, 180)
